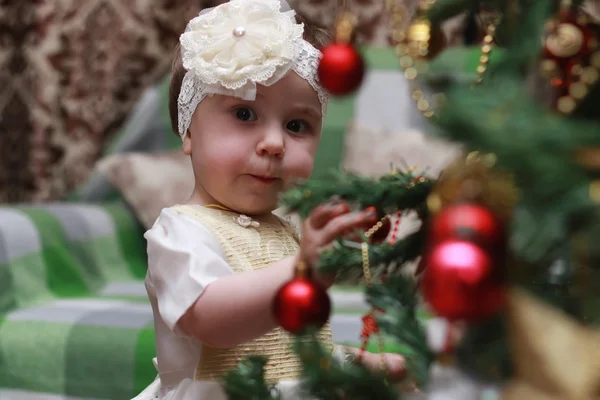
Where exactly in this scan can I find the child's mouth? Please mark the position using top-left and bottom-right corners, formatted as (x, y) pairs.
(249, 175), (279, 184)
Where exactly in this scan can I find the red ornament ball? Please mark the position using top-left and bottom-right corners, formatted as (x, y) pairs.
(273, 276), (331, 334)
(318, 43), (365, 96)
(429, 203), (504, 251)
(421, 239), (505, 322)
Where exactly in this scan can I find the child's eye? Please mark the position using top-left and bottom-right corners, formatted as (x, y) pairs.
(234, 107), (257, 121)
(286, 119), (311, 134)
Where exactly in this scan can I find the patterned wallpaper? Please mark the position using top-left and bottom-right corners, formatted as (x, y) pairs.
(0, 0), (465, 203)
(0, 0), (200, 202)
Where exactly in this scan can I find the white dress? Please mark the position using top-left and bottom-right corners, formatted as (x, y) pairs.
(132, 208), (333, 400)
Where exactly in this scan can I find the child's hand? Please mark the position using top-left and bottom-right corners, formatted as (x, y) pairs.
(300, 202), (376, 287)
(359, 351), (406, 382)
(337, 346), (417, 391)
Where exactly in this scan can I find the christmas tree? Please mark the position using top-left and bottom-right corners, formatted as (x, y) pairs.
(225, 0), (600, 398)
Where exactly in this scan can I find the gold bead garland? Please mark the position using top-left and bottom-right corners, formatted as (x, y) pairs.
(387, 0), (500, 118)
(364, 216), (389, 240)
(475, 16), (502, 84)
(387, 0), (440, 119)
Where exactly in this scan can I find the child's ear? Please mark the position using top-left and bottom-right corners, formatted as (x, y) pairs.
(182, 130), (192, 155)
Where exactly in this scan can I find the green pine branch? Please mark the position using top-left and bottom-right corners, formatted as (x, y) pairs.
(280, 171), (433, 220)
(223, 356), (279, 400)
(427, 0), (483, 26)
(427, 1), (554, 46)
(223, 276), (433, 400)
(486, 1), (553, 77)
(316, 229), (426, 275)
(223, 0), (600, 398)
(280, 169), (431, 278)
(366, 276), (434, 387)
(431, 77), (600, 262)
(292, 333), (400, 400)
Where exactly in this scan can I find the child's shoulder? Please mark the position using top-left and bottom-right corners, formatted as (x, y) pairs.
(151, 205), (240, 236)
(146, 206), (213, 238)
(144, 207), (225, 258)
(159, 204), (219, 223)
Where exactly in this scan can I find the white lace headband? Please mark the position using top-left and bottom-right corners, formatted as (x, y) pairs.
(177, 0), (330, 137)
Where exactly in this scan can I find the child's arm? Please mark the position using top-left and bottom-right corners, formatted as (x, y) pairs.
(178, 202), (376, 348)
(178, 254), (298, 347)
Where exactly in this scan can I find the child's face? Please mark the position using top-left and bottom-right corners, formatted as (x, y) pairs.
(183, 72), (323, 215)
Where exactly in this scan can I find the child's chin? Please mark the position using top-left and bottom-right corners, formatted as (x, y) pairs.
(236, 201), (279, 216)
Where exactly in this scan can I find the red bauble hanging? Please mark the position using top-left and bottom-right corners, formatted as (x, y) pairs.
(540, 6), (599, 104)
(421, 239), (505, 322)
(273, 263), (331, 334)
(318, 43), (365, 96)
(429, 203), (505, 251)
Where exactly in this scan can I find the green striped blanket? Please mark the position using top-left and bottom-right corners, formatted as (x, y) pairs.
(0, 202), (369, 400)
(0, 202), (154, 400)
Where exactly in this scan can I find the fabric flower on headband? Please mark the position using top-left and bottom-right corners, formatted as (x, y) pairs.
(177, 0), (329, 137)
(180, 0), (303, 95)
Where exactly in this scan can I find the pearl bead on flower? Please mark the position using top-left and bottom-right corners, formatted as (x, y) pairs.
(233, 26), (246, 38)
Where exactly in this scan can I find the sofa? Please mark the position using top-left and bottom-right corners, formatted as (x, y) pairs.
(0, 46), (462, 400)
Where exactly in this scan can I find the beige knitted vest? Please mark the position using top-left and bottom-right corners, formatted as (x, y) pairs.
(171, 205), (333, 384)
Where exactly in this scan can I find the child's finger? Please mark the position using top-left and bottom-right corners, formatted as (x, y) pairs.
(320, 209), (377, 244)
(359, 352), (405, 381)
(308, 202), (350, 230)
(383, 353), (406, 382)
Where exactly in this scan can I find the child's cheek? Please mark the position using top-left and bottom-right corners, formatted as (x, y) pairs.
(286, 149), (315, 180)
(206, 135), (246, 164)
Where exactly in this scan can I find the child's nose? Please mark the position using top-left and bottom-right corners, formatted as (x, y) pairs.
(256, 128), (285, 158)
